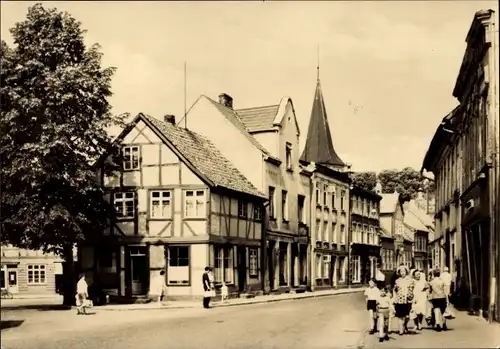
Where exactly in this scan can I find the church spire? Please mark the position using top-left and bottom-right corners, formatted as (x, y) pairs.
(300, 70), (345, 168)
(317, 45), (320, 81)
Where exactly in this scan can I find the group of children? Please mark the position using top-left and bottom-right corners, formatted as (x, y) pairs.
(364, 267), (453, 343)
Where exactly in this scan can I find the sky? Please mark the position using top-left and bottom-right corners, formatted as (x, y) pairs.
(1, 1), (498, 172)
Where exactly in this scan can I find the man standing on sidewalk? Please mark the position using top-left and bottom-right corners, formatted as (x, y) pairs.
(202, 267), (214, 309)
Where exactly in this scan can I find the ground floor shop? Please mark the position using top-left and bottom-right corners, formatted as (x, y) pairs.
(264, 232), (308, 292)
(312, 248), (349, 290)
(80, 239), (264, 300)
(350, 244), (381, 285)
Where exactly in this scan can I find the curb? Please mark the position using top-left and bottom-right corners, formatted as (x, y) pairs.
(97, 288), (364, 312)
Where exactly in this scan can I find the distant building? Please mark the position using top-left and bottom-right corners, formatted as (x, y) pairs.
(86, 113), (266, 300)
(1, 245), (63, 296)
(350, 186), (382, 285)
(299, 75), (352, 290)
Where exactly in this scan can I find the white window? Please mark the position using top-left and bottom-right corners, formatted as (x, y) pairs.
(285, 142), (292, 170)
(114, 192), (135, 219)
(150, 191), (172, 218)
(363, 225), (368, 244)
(316, 254), (322, 279)
(316, 220), (322, 242)
(323, 255), (330, 278)
(323, 184), (328, 206)
(184, 190), (205, 218)
(340, 190), (346, 211)
(214, 246), (234, 284)
(282, 190), (288, 221)
(323, 220), (328, 242)
(339, 257), (346, 282)
(249, 248), (258, 277)
(331, 190), (336, 209)
(167, 246), (189, 285)
(238, 201), (248, 218)
(332, 223), (337, 244)
(315, 183), (320, 205)
(374, 229), (379, 245)
(254, 205), (262, 221)
(123, 146), (140, 170)
(340, 224), (346, 244)
(28, 264), (46, 284)
(352, 255), (361, 283)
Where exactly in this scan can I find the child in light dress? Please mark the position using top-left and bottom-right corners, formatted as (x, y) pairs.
(364, 279), (380, 334)
(221, 281), (228, 303)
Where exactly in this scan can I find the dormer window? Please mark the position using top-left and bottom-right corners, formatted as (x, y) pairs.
(123, 146), (140, 170)
(285, 142), (292, 170)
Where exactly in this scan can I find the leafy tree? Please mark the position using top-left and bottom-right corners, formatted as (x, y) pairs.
(350, 171), (377, 191)
(1, 4), (125, 305)
(378, 167), (424, 202)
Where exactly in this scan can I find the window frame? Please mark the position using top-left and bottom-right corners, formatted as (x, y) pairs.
(352, 255), (361, 283)
(214, 245), (235, 284)
(285, 142), (293, 170)
(298, 195), (305, 223)
(123, 145), (140, 171)
(238, 200), (248, 219)
(27, 264), (46, 285)
(253, 204), (262, 221)
(281, 190), (288, 222)
(114, 192), (135, 219)
(167, 245), (190, 286)
(149, 190), (173, 219)
(269, 186), (276, 219)
(184, 189), (206, 219)
(249, 248), (258, 278)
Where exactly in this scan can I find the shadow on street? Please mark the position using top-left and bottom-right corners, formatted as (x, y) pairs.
(1, 304), (72, 312)
(1, 320), (25, 330)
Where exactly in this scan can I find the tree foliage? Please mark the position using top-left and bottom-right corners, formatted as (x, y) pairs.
(0, 4), (125, 256)
(378, 167), (426, 202)
(350, 171), (378, 191)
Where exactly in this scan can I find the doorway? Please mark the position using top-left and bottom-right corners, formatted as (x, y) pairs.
(237, 246), (247, 292)
(267, 241), (275, 290)
(129, 246), (148, 296)
(7, 268), (18, 293)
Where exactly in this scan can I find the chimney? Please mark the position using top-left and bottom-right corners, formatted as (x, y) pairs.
(164, 115), (176, 124)
(218, 93), (233, 109)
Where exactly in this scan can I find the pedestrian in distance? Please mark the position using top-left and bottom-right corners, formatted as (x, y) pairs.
(393, 265), (415, 335)
(76, 273), (89, 315)
(364, 278), (380, 334)
(202, 267), (215, 309)
(411, 270), (429, 331)
(376, 286), (394, 342)
(149, 270), (167, 305)
(429, 268), (448, 332)
(221, 281), (228, 304)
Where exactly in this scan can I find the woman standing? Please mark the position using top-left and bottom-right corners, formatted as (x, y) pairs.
(393, 265), (415, 335)
(412, 270), (429, 330)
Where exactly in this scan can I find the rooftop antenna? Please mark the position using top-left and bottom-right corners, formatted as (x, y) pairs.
(184, 61), (187, 129)
(317, 44), (320, 81)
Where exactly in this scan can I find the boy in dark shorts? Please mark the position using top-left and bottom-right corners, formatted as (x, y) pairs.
(364, 278), (380, 334)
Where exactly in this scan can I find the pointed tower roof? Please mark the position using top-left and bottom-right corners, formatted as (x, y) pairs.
(300, 77), (345, 167)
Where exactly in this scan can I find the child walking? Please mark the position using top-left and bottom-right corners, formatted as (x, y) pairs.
(364, 278), (380, 334)
(221, 281), (228, 304)
(376, 286), (394, 342)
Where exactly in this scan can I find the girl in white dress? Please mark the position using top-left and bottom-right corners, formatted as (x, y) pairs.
(412, 270), (429, 330)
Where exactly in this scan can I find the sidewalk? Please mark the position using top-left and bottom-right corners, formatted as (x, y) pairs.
(97, 287), (365, 311)
(360, 307), (500, 349)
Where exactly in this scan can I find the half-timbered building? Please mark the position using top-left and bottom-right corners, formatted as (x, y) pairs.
(184, 93), (310, 293)
(81, 113), (266, 300)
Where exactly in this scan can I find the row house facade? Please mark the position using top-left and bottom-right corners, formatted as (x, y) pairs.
(423, 9), (500, 321)
(403, 199), (433, 275)
(85, 113), (267, 299)
(1, 245), (63, 296)
(185, 93), (310, 293)
(379, 191), (413, 279)
(349, 186), (382, 285)
(299, 76), (352, 290)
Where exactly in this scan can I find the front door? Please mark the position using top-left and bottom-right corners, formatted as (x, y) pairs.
(8, 269), (18, 293)
(129, 247), (148, 296)
(267, 242), (275, 290)
(237, 246), (246, 293)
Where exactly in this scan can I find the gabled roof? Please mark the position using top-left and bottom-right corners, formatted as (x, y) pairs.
(380, 192), (400, 214)
(404, 211), (429, 232)
(300, 79), (345, 167)
(201, 96), (277, 159)
(379, 223), (393, 239)
(236, 105), (279, 133)
(404, 200), (435, 232)
(129, 114), (266, 199)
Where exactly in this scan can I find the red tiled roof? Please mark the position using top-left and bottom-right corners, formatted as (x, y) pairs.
(139, 114), (266, 199)
(236, 105), (279, 133)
